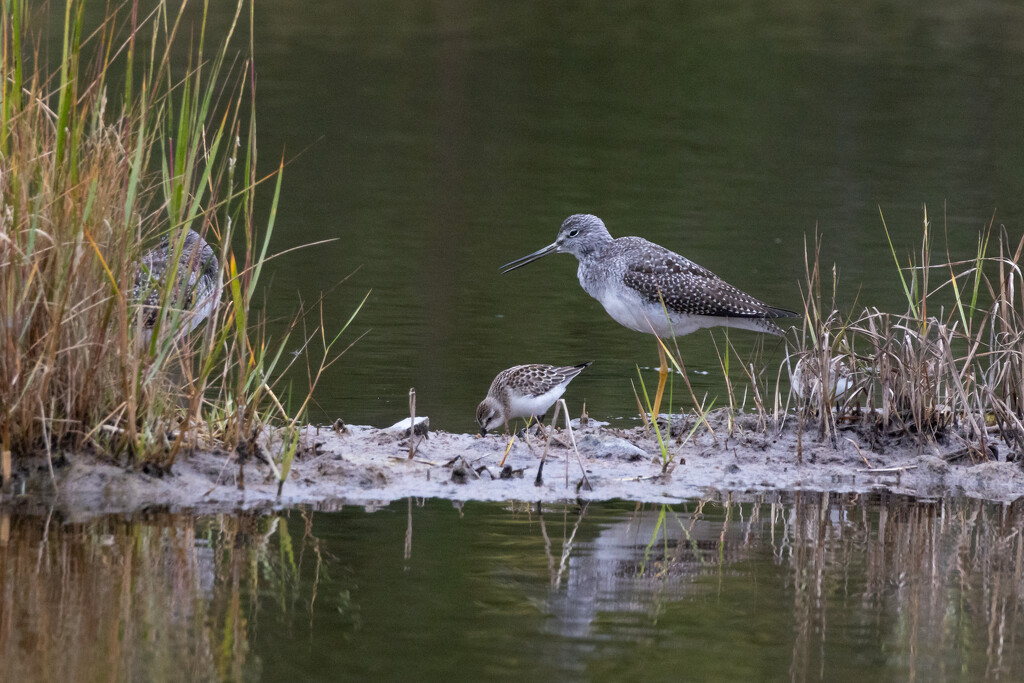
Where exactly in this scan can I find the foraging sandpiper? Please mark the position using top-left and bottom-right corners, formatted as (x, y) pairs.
(476, 362), (592, 436)
(501, 214), (798, 418)
(133, 229), (222, 341)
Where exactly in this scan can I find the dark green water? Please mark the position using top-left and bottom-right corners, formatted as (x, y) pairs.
(54, 1), (1024, 431)
(219, 0), (1024, 432)
(18, 5), (1024, 678)
(4, 494), (1024, 681)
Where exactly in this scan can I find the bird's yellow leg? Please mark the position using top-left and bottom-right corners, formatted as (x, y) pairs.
(651, 339), (668, 420)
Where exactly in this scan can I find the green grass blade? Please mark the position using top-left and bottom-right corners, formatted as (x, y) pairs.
(879, 206), (919, 319)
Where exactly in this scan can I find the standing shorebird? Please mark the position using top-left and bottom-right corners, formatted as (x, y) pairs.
(501, 214), (798, 418)
(133, 229), (222, 342)
(476, 362), (592, 436)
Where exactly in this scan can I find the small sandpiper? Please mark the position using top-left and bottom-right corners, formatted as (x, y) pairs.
(133, 229), (222, 342)
(476, 362), (592, 436)
(501, 214), (798, 417)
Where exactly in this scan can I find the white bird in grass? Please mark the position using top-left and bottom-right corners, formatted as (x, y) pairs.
(476, 362), (592, 436)
(501, 214), (798, 419)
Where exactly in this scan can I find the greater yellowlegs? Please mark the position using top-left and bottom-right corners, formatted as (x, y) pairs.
(133, 230), (222, 341)
(476, 362), (592, 436)
(501, 214), (798, 418)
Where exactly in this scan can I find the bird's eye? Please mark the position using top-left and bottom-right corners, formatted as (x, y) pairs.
(568, 229), (579, 237)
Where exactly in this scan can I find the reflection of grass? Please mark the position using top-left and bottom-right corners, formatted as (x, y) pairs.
(778, 492), (1024, 680)
(626, 494), (1024, 678)
(640, 504), (669, 578)
(636, 502), (720, 579)
(0, 2), (363, 473)
(0, 510), (329, 681)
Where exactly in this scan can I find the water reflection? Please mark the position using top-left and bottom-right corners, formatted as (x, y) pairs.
(0, 510), (321, 682)
(2, 494), (1023, 681)
(536, 501), (749, 641)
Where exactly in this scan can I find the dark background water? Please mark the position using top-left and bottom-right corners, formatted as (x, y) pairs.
(238, 1), (1024, 431)
(11, 5), (1024, 680)
(65, 1), (1024, 432)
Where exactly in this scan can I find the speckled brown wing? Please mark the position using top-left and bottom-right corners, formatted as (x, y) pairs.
(132, 231), (220, 333)
(133, 243), (171, 328)
(621, 244), (791, 319)
(496, 363), (590, 399)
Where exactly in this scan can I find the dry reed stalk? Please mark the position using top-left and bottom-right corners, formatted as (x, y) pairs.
(787, 207), (1024, 461)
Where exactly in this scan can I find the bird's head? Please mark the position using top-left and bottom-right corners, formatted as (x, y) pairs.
(476, 397), (503, 436)
(500, 214), (612, 273)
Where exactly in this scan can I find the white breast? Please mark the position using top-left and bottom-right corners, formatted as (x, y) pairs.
(507, 385), (566, 420)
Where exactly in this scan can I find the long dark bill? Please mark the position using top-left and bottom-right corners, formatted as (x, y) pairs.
(499, 242), (558, 273)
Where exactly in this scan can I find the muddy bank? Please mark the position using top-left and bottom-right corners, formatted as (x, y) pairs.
(3, 411), (1022, 519)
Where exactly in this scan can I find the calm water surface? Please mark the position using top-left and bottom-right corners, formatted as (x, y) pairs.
(3, 494), (1024, 681)
(232, 1), (1024, 430)
(17, 6), (1024, 680)
(63, 1), (1020, 430)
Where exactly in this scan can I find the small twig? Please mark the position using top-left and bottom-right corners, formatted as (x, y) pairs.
(857, 464), (918, 473)
(463, 452), (493, 467)
(459, 456), (482, 479)
(845, 437), (872, 468)
(387, 456), (436, 466)
(408, 387), (416, 459)
(559, 399), (592, 491)
(613, 474), (664, 482)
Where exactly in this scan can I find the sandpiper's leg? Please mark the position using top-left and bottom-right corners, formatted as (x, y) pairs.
(652, 340), (669, 420)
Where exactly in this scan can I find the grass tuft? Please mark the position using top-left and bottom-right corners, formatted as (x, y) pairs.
(789, 206), (1024, 460)
(0, 1), (361, 476)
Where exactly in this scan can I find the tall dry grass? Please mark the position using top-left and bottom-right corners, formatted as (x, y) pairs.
(789, 207), (1024, 460)
(646, 205), (1023, 464)
(0, 1), (359, 477)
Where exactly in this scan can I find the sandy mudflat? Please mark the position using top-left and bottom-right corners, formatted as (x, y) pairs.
(4, 410), (1022, 519)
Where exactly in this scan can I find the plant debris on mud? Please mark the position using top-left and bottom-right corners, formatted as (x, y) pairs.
(5, 409), (1022, 519)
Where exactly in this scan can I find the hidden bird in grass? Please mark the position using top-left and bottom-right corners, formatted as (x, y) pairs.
(133, 229), (222, 342)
